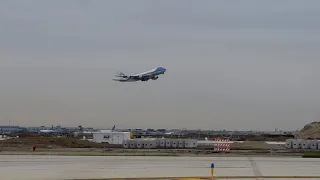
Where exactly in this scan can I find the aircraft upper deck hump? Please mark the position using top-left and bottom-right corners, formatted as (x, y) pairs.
(155, 67), (166, 72)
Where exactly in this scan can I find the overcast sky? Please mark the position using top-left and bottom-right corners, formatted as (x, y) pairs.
(0, 0), (319, 130)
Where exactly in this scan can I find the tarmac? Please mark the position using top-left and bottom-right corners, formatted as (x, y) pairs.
(1, 155), (320, 180)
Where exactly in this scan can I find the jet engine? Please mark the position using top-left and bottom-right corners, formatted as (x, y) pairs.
(152, 76), (159, 80)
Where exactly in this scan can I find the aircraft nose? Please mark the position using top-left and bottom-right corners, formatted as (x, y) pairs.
(162, 68), (166, 73)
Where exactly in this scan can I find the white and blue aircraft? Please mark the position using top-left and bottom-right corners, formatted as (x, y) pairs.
(113, 67), (166, 82)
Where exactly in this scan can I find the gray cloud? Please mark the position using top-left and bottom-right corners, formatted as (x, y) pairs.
(0, 0), (320, 130)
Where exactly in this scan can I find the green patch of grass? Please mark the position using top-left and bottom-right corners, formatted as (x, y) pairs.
(302, 152), (320, 158)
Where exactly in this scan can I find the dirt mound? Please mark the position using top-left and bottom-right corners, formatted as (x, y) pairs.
(298, 122), (320, 139)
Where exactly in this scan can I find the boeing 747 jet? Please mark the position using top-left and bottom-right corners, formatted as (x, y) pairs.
(113, 67), (166, 82)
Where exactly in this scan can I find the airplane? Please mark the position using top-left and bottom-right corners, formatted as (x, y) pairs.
(113, 67), (166, 82)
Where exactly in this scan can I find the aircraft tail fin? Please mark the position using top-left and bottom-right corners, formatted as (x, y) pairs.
(116, 72), (127, 78)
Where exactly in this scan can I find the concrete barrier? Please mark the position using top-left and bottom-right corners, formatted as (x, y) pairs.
(310, 140), (318, 149)
(301, 140), (311, 149)
(285, 139), (294, 148)
(292, 139), (303, 149)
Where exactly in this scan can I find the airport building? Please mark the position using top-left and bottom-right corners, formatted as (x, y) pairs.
(92, 130), (131, 144)
(123, 138), (198, 149)
(0, 126), (26, 134)
(285, 138), (320, 150)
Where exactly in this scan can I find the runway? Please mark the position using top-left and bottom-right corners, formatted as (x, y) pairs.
(1, 155), (320, 180)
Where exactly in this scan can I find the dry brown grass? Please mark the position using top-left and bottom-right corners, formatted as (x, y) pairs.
(0, 136), (112, 149)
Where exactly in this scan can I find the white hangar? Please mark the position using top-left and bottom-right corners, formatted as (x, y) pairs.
(92, 130), (131, 144)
